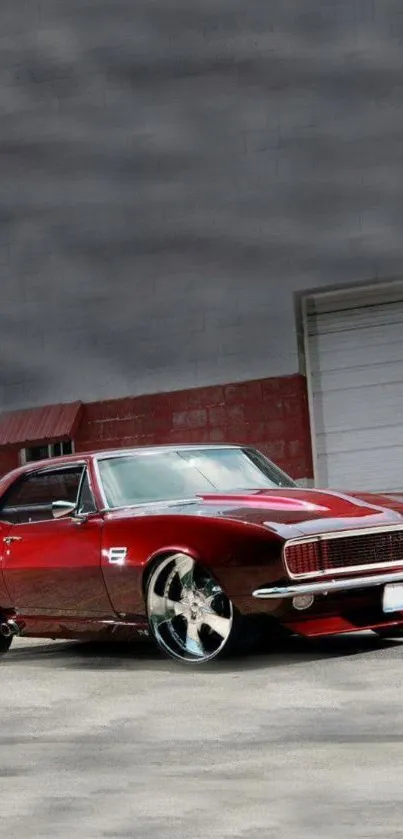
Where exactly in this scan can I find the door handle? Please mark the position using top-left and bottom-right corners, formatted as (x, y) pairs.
(3, 536), (22, 545)
(72, 515), (88, 527)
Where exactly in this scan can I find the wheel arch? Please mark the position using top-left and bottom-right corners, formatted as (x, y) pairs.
(141, 545), (203, 597)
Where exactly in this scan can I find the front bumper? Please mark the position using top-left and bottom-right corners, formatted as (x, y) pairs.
(252, 568), (403, 599)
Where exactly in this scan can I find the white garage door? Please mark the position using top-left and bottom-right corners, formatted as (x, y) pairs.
(305, 285), (403, 492)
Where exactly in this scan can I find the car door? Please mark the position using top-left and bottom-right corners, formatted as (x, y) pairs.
(0, 464), (115, 618)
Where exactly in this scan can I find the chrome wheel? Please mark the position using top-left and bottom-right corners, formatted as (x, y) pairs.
(146, 553), (235, 663)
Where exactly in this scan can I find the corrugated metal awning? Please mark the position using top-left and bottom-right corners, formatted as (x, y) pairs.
(0, 401), (83, 447)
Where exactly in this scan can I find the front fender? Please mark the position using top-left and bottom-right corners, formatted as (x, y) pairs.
(101, 512), (285, 617)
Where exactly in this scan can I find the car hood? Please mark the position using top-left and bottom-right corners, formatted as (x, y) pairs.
(193, 488), (403, 538)
(108, 487), (403, 540)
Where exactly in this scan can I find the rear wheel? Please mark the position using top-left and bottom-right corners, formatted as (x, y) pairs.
(0, 635), (12, 655)
(146, 553), (239, 663)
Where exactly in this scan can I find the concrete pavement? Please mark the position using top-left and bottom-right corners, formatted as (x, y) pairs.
(1, 633), (402, 838)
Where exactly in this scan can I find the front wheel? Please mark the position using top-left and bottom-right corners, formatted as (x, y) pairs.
(375, 626), (403, 639)
(146, 553), (239, 663)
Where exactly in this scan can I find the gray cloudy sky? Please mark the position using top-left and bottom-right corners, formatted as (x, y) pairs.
(1, 0), (403, 409)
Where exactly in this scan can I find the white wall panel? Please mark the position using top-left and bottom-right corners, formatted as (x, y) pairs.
(307, 289), (403, 491)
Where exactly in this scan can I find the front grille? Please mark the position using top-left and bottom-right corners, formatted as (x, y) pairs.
(284, 527), (403, 578)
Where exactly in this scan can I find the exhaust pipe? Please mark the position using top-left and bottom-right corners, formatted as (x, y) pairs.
(0, 619), (24, 638)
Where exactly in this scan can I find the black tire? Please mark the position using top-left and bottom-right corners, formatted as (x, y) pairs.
(0, 634), (12, 655)
(375, 626), (403, 639)
(237, 613), (293, 654)
(146, 552), (241, 664)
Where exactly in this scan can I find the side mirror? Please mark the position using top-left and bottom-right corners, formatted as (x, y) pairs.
(52, 500), (77, 519)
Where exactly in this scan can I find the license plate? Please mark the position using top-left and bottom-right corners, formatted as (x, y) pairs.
(383, 584), (403, 613)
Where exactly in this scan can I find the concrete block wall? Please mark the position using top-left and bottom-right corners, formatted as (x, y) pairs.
(0, 450), (20, 479)
(75, 374), (313, 480)
(0, 373), (313, 481)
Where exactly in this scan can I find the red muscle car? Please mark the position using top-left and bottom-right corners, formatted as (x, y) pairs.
(0, 443), (403, 664)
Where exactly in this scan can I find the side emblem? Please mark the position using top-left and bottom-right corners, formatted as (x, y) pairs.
(107, 547), (127, 566)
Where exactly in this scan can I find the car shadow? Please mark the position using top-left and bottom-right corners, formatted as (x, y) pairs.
(6, 631), (402, 672)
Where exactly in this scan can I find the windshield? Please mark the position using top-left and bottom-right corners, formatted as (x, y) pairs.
(97, 447), (296, 509)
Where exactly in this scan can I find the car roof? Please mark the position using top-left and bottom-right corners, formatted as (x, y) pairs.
(12, 443), (241, 477)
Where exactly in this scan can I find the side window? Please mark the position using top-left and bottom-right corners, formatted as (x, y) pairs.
(0, 467), (84, 524)
(77, 471), (97, 515)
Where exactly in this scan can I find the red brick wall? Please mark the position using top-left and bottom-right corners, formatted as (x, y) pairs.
(75, 374), (313, 481)
(0, 449), (19, 477)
